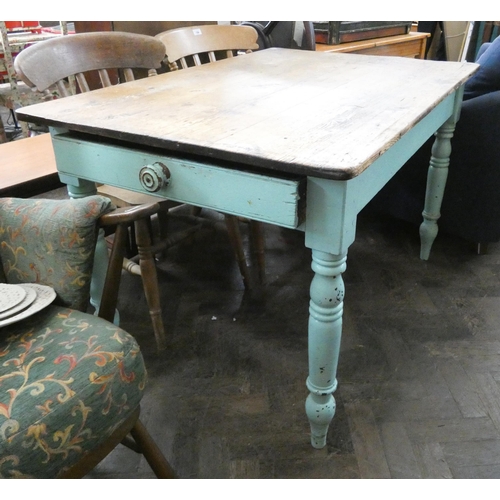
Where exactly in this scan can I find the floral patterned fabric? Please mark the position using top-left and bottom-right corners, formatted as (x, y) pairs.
(0, 305), (146, 478)
(0, 196), (113, 311)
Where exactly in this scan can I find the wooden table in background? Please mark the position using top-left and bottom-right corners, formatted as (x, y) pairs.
(17, 48), (476, 449)
(316, 31), (430, 59)
(0, 134), (61, 197)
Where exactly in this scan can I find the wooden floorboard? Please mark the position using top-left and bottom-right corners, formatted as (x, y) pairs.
(33, 188), (500, 479)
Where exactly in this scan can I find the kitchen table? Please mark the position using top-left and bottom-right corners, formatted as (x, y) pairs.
(17, 48), (477, 449)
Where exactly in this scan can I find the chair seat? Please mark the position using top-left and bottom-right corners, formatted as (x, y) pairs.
(0, 305), (146, 478)
(96, 184), (164, 206)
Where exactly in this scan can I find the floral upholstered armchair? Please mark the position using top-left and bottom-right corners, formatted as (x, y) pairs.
(0, 196), (175, 478)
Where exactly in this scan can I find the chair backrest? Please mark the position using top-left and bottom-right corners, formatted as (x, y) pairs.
(14, 31), (166, 96)
(155, 24), (259, 71)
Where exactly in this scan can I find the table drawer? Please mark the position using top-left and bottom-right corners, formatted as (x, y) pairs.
(51, 132), (306, 229)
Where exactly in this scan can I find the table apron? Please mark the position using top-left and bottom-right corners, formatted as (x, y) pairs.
(50, 130), (306, 229)
(305, 91), (457, 254)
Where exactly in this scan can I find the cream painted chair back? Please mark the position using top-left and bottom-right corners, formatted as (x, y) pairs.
(14, 31), (165, 96)
(156, 24), (259, 71)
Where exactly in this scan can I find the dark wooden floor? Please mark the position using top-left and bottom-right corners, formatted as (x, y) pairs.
(61, 195), (500, 480)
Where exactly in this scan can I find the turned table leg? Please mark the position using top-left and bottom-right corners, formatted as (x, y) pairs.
(419, 63), (471, 265)
(306, 249), (347, 449)
(419, 116), (457, 260)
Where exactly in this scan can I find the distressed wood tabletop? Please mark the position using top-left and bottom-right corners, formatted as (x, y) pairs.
(17, 48), (477, 180)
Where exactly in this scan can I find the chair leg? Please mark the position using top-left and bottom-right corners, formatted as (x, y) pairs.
(98, 223), (128, 323)
(58, 408), (140, 478)
(225, 214), (252, 289)
(58, 408), (176, 479)
(134, 217), (167, 351)
(250, 220), (266, 284)
(476, 242), (489, 255)
(129, 419), (177, 479)
(190, 205), (203, 216)
(155, 205), (170, 260)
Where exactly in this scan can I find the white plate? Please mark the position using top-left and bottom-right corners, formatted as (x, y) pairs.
(0, 285), (37, 320)
(0, 284), (56, 328)
(0, 284), (27, 314)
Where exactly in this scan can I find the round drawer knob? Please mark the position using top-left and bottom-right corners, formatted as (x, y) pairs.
(139, 162), (170, 192)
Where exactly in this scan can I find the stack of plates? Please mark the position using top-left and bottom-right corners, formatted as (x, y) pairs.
(0, 283), (56, 328)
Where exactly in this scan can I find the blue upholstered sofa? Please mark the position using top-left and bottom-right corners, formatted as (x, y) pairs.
(368, 36), (500, 248)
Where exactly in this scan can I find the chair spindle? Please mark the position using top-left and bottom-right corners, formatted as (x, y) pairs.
(99, 68), (112, 87)
(123, 68), (135, 82)
(75, 72), (90, 93)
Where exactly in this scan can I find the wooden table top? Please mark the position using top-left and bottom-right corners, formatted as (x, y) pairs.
(17, 48), (478, 180)
(0, 134), (60, 196)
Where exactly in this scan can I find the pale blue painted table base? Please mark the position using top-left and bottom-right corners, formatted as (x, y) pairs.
(420, 115), (458, 260)
(50, 86), (464, 449)
(306, 250), (345, 448)
(301, 89), (463, 448)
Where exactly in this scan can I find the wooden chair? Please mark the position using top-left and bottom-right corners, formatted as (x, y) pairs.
(156, 24), (266, 284)
(158, 23), (259, 71)
(13, 31), (173, 351)
(0, 196), (176, 478)
(14, 32), (261, 351)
